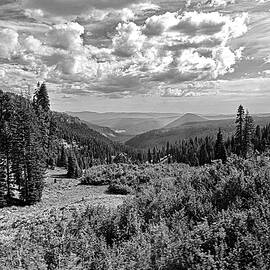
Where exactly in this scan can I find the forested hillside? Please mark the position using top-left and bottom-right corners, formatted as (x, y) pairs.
(134, 106), (270, 167)
(127, 115), (270, 149)
(0, 84), (135, 207)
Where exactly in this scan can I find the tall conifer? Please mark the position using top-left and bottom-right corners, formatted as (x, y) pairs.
(243, 111), (254, 158)
(235, 105), (245, 156)
(214, 128), (227, 163)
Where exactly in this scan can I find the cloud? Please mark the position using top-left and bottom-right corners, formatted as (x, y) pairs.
(171, 11), (248, 41)
(22, 35), (42, 52)
(0, 0), (252, 100)
(186, 0), (235, 8)
(161, 81), (218, 97)
(143, 12), (179, 36)
(112, 22), (146, 57)
(0, 69), (5, 78)
(46, 22), (84, 51)
(0, 28), (19, 59)
(24, 8), (44, 19)
(109, 10), (247, 85)
(22, 0), (143, 17)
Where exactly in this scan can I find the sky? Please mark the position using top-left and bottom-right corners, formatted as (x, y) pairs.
(0, 0), (270, 114)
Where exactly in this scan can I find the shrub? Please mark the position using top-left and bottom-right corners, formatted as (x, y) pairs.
(2, 155), (270, 269)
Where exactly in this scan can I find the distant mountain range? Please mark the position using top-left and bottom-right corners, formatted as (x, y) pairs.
(66, 111), (270, 148)
(66, 111), (180, 139)
(126, 114), (270, 149)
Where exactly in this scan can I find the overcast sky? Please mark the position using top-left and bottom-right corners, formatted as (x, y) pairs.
(0, 0), (270, 113)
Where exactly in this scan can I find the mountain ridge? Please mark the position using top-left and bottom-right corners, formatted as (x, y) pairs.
(165, 113), (208, 129)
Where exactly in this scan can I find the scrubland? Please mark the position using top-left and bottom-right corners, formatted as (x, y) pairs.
(1, 155), (270, 269)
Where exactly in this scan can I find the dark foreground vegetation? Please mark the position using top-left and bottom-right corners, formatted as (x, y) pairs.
(81, 163), (188, 194)
(1, 154), (270, 269)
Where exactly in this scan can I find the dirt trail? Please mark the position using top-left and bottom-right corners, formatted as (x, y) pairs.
(0, 167), (125, 242)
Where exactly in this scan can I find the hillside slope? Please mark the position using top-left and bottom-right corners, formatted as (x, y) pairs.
(165, 113), (207, 129)
(67, 111), (179, 135)
(126, 116), (270, 149)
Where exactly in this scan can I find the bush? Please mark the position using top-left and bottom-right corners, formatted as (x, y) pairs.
(107, 182), (133, 195)
(2, 155), (270, 269)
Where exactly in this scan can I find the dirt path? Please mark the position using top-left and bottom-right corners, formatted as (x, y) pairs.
(0, 167), (126, 242)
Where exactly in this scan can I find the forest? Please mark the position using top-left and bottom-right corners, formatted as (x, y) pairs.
(0, 84), (134, 207)
(145, 106), (270, 166)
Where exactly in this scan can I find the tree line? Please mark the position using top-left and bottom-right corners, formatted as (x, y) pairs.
(0, 83), (50, 207)
(146, 105), (270, 166)
(0, 83), (135, 207)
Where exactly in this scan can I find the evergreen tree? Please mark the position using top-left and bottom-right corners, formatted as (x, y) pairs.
(235, 105), (245, 156)
(243, 111), (254, 158)
(0, 93), (15, 201)
(0, 155), (7, 208)
(199, 143), (209, 166)
(33, 82), (51, 163)
(57, 145), (68, 167)
(254, 125), (263, 152)
(67, 152), (81, 178)
(20, 100), (45, 204)
(33, 82), (50, 113)
(166, 141), (170, 156)
(214, 128), (227, 163)
(147, 149), (152, 163)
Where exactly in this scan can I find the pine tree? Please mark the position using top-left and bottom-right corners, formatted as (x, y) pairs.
(33, 82), (51, 163)
(152, 147), (157, 163)
(0, 154), (7, 208)
(20, 99), (45, 204)
(33, 82), (50, 113)
(199, 143), (209, 166)
(254, 125), (262, 152)
(214, 128), (227, 163)
(67, 152), (81, 178)
(147, 149), (152, 163)
(0, 94), (15, 201)
(235, 105), (245, 156)
(243, 111), (254, 158)
(57, 145), (68, 167)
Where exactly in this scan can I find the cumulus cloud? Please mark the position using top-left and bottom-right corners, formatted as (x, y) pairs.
(0, 28), (19, 59)
(0, 0), (251, 99)
(171, 11), (248, 41)
(22, 35), (42, 52)
(143, 12), (179, 36)
(24, 8), (44, 19)
(109, 10), (248, 85)
(113, 22), (146, 57)
(46, 22), (84, 50)
(0, 69), (5, 78)
(186, 0), (235, 8)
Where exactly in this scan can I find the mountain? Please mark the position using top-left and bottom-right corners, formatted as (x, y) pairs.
(67, 111), (180, 135)
(165, 113), (207, 129)
(53, 112), (118, 148)
(83, 121), (132, 143)
(126, 116), (270, 149)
